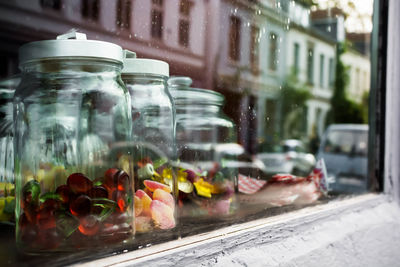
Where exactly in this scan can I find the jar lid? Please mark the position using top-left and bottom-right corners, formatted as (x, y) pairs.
(19, 30), (124, 66)
(122, 50), (169, 77)
(168, 76), (193, 88)
(168, 76), (224, 106)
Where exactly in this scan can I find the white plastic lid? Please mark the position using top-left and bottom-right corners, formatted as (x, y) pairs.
(122, 50), (169, 77)
(19, 30), (124, 66)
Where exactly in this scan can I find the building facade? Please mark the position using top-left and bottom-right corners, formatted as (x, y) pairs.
(0, 0), (370, 154)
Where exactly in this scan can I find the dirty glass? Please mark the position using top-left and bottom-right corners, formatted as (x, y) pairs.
(0, 0), (375, 264)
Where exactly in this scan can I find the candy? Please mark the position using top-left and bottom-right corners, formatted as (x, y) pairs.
(134, 196), (143, 216)
(78, 215), (100, 236)
(150, 200), (175, 230)
(193, 179), (213, 198)
(164, 178), (193, 194)
(104, 168), (120, 190)
(55, 185), (71, 204)
(135, 216), (152, 233)
(69, 195), (91, 217)
(213, 199), (231, 215)
(143, 180), (171, 193)
(39, 199), (61, 210)
(153, 189), (175, 210)
(89, 186), (109, 199)
(22, 180), (40, 208)
(113, 191), (128, 213)
(18, 168), (134, 250)
(37, 207), (57, 230)
(135, 190), (152, 216)
(56, 212), (80, 238)
(144, 188), (153, 198)
(137, 164), (156, 180)
(67, 173), (93, 194)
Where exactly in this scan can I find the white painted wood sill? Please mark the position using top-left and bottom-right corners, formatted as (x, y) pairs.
(75, 193), (400, 267)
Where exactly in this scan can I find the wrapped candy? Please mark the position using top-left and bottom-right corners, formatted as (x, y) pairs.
(239, 159), (328, 207)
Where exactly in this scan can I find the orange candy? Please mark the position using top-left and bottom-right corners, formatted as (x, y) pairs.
(143, 180), (171, 193)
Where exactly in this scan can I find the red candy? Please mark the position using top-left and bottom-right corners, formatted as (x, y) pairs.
(37, 207), (56, 230)
(117, 171), (130, 192)
(69, 195), (91, 217)
(56, 185), (71, 204)
(89, 186), (109, 199)
(113, 191), (128, 212)
(67, 173), (93, 194)
(19, 168), (133, 250)
(78, 215), (100, 236)
(104, 168), (120, 191)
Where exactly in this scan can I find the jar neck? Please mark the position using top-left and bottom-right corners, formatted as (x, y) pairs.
(21, 59), (122, 76)
(122, 74), (167, 85)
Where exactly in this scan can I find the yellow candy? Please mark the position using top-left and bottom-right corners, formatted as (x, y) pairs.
(162, 168), (188, 182)
(193, 179), (212, 198)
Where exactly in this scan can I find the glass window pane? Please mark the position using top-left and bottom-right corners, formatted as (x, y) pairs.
(0, 0), (376, 260)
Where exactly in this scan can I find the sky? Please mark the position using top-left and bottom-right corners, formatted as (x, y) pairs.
(314, 0), (374, 33)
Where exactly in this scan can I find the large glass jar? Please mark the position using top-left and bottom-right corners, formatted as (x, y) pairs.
(122, 51), (176, 234)
(0, 75), (20, 223)
(168, 77), (238, 219)
(14, 32), (133, 253)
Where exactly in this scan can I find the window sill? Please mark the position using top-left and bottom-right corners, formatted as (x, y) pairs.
(74, 193), (399, 267)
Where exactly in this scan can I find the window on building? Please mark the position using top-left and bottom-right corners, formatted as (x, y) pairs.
(250, 26), (260, 74)
(116, 0), (131, 30)
(293, 42), (300, 76)
(151, 0), (163, 39)
(40, 0), (62, 10)
(269, 32), (278, 71)
(180, 0), (192, 16)
(355, 68), (360, 93)
(179, 20), (190, 47)
(81, 0), (99, 21)
(179, 0), (192, 47)
(328, 57), (334, 88)
(229, 16), (241, 61)
(307, 46), (314, 84)
(319, 54), (325, 88)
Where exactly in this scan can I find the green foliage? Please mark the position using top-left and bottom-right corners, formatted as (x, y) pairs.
(281, 74), (311, 116)
(328, 42), (366, 124)
(280, 72), (312, 139)
(296, 0), (318, 7)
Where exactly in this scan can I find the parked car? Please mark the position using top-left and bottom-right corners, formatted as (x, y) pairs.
(317, 124), (369, 193)
(257, 139), (316, 177)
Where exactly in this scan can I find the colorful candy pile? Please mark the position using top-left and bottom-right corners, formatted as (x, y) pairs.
(18, 169), (133, 250)
(177, 166), (235, 217)
(135, 158), (235, 220)
(135, 180), (175, 232)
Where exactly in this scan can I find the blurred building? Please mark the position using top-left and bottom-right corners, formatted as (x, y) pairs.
(286, 1), (336, 138)
(0, 0), (371, 154)
(311, 7), (371, 105)
(205, 0), (287, 153)
(0, 0), (208, 84)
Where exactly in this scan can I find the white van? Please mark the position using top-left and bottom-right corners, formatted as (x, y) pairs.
(317, 124), (369, 193)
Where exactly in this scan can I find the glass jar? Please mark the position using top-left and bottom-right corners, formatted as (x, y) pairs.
(14, 32), (133, 253)
(168, 77), (238, 219)
(0, 75), (20, 223)
(122, 51), (177, 234)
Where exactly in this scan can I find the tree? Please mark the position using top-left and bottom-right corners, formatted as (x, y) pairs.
(328, 42), (365, 124)
(280, 72), (312, 139)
